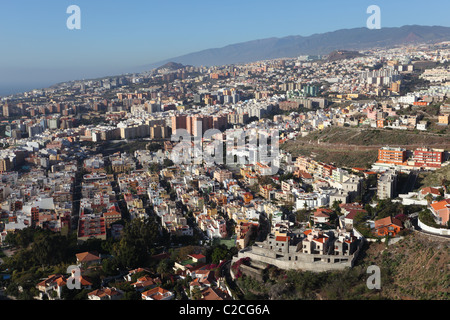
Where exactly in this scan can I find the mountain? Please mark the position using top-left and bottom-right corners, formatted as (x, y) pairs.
(141, 25), (450, 70)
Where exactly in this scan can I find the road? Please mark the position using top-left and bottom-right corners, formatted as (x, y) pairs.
(220, 260), (243, 300)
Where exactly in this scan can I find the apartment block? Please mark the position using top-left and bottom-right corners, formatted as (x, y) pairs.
(377, 147), (407, 165)
(413, 148), (444, 168)
(377, 170), (398, 200)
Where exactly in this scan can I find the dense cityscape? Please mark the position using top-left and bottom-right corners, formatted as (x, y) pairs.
(1, 28), (450, 305)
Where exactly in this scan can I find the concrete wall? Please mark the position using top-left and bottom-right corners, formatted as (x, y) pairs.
(418, 218), (450, 236)
(232, 247), (357, 272)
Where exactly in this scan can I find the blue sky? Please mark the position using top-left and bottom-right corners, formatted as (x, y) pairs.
(1, 0), (449, 95)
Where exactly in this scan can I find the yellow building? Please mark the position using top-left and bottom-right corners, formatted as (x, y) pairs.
(438, 114), (449, 125)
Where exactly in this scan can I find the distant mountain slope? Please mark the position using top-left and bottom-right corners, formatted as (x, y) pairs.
(141, 25), (450, 70)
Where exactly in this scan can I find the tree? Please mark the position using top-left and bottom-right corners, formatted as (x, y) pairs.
(424, 193), (434, 204)
(157, 259), (172, 281)
(332, 200), (342, 215)
(112, 218), (159, 269)
(163, 158), (174, 168)
(102, 257), (120, 276)
(211, 245), (228, 264)
(191, 287), (202, 300)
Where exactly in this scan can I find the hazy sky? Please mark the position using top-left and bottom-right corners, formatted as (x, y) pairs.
(1, 0), (450, 95)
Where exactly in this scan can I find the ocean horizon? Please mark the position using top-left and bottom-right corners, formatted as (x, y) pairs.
(0, 84), (49, 98)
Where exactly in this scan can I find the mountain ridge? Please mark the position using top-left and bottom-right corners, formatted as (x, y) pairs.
(141, 25), (450, 71)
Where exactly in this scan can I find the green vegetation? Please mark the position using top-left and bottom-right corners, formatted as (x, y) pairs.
(418, 209), (449, 229)
(234, 231), (449, 300)
(417, 166), (450, 190)
(300, 126), (450, 147)
(282, 125), (450, 168)
(0, 215), (173, 299)
(235, 263), (381, 300)
(111, 217), (161, 269)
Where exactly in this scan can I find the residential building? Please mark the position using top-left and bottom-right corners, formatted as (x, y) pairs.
(377, 170), (398, 200)
(141, 287), (175, 300)
(377, 147), (406, 165)
(412, 148), (444, 168)
(373, 216), (403, 237)
(429, 199), (450, 226)
(88, 288), (123, 300)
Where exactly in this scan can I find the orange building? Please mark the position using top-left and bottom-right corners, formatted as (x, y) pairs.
(438, 114), (450, 125)
(374, 216), (403, 237)
(429, 199), (450, 226)
(377, 147), (406, 164)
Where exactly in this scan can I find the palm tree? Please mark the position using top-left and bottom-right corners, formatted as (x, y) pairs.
(157, 260), (171, 281)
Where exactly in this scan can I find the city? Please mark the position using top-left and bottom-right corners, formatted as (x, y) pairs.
(0, 1), (449, 308)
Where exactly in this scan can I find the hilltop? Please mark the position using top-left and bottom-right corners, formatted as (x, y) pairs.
(155, 62), (186, 72)
(281, 126), (450, 168)
(357, 232), (450, 300)
(327, 50), (364, 61)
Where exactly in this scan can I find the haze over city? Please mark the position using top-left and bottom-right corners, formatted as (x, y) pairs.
(1, 0), (450, 95)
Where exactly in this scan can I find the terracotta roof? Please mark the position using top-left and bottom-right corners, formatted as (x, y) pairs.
(314, 208), (332, 218)
(345, 209), (361, 221)
(312, 236), (326, 243)
(430, 199), (450, 212)
(420, 187), (441, 196)
(142, 286), (173, 300)
(275, 236), (290, 242)
(190, 278), (201, 286)
(88, 287), (121, 298)
(189, 254), (206, 260)
(374, 216), (403, 229)
(37, 274), (66, 288)
(199, 287), (231, 300)
(132, 275), (160, 288)
(298, 170), (313, 179)
(76, 251), (101, 263)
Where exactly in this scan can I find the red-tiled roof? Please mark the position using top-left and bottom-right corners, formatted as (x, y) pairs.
(420, 187), (441, 196)
(374, 216), (403, 229)
(430, 199), (450, 212)
(142, 286), (172, 300)
(76, 251), (101, 263)
(189, 254), (206, 260)
(275, 236), (290, 242)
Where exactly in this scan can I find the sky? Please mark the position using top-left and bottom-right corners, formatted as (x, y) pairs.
(1, 0), (450, 96)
